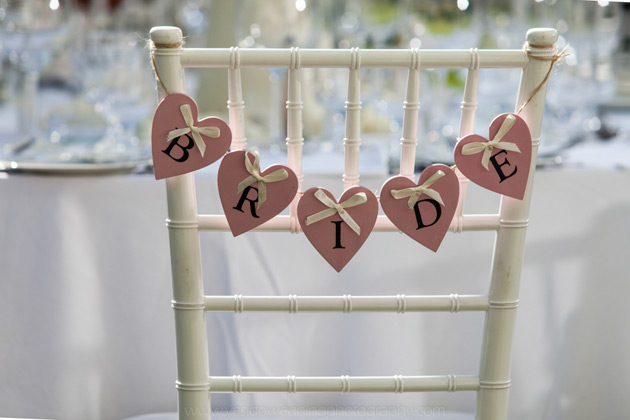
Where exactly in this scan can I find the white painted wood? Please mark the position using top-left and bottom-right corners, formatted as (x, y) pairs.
(399, 48), (420, 180)
(475, 28), (558, 420)
(286, 48), (304, 223)
(209, 375), (480, 393)
(227, 47), (246, 151)
(150, 26), (556, 420)
(453, 48), (480, 233)
(181, 48), (528, 69)
(204, 294), (490, 313)
(150, 26), (211, 420)
(196, 214), (500, 232)
(343, 48), (362, 189)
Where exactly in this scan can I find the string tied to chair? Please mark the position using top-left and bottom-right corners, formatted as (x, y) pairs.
(166, 104), (220, 157)
(390, 170), (446, 209)
(305, 190), (367, 235)
(515, 44), (570, 115)
(149, 39), (185, 95)
(237, 148), (289, 209)
(460, 114), (521, 170)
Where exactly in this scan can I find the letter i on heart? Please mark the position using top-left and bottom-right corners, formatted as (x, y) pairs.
(298, 186), (378, 272)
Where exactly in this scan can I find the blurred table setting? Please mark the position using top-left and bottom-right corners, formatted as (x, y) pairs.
(0, 0), (628, 173)
(0, 1), (629, 420)
(0, 0), (160, 173)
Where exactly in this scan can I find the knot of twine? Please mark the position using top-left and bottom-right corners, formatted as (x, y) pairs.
(149, 39), (185, 95)
(515, 44), (570, 115)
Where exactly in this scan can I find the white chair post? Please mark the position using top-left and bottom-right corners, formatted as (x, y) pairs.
(228, 47), (247, 151)
(453, 48), (480, 232)
(343, 48), (362, 190)
(399, 49), (420, 180)
(150, 26), (211, 420)
(286, 48), (305, 224)
(476, 28), (557, 420)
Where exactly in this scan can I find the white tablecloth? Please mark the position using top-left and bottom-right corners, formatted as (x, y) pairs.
(0, 168), (629, 420)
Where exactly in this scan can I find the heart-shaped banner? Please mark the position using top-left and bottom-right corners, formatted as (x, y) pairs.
(453, 113), (532, 199)
(218, 149), (298, 236)
(380, 164), (459, 252)
(298, 186), (378, 272)
(152, 93), (231, 180)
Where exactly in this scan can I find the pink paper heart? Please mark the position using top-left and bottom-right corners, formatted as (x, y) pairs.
(454, 113), (532, 199)
(380, 164), (459, 252)
(218, 150), (298, 236)
(152, 93), (231, 180)
(298, 186), (378, 272)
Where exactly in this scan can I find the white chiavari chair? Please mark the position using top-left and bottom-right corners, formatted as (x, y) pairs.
(139, 25), (558, 420)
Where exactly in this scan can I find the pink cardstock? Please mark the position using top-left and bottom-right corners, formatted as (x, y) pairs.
(218, 150), (298, 236)
(454, 113), (532, 199)
(298, 186), (378, 272)
(380, 164), (459, 252)
(151, 93), (232, 180)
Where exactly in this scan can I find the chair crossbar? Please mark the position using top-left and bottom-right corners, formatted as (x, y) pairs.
(204, 294), (489, 313)
(195, 214), (501, 232)
(208, 375), (479, 393)
(179, 48), (527, 69)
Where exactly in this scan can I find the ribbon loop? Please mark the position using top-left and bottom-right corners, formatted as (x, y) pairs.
(391, 170), (446, 209)
(166, 104), (221, 157)
(461, 114), (521, 170)
(305, 190), (367, 235)
(236, 149), (289, 209)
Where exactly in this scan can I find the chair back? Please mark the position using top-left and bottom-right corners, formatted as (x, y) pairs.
(150, 25), (558, 420)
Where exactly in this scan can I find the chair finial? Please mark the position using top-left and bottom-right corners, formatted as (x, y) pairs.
(525, 28), (558, 48)
(150, 26), (183, 45)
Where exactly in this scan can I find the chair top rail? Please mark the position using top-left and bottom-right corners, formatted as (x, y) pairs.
(179, 48), (528, 69)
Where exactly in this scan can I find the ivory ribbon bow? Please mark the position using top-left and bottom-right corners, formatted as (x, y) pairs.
(305, 190), (368, 235)
(166, 104), (221, 157)
(390, 170), (446, 209)
(461, 114), (521, 170)
(237, 149), (288, 209)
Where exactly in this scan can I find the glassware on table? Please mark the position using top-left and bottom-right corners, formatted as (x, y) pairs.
(0, 0), (74, 157)
(71, 29), (155, 163)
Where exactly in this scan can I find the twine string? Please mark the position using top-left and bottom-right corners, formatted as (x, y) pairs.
(452, 43), (568, 172)
(149, 40), (185, 96)
(515, 44), (569, 116)
(148, 41), (567, 182)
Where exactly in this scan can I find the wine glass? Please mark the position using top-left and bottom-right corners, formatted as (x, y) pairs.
(0, 0), (74, 156)
(74, 28), (155, 163)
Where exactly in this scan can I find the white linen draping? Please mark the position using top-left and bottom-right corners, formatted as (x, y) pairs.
(0, 168), (628, 420)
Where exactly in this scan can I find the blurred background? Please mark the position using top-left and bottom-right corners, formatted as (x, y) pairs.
(0, 0), (627, 171)
(1, 3), (628, 420)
